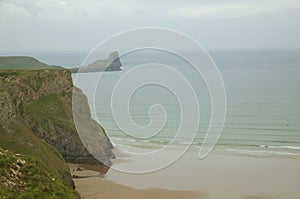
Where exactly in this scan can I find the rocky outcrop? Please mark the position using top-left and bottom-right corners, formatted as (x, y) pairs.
(0, 91), (16, 125)
(72, 87), (114, 167)
(71, 51), (122, 73)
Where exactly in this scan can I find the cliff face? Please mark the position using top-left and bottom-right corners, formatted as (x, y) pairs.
(0, 69), (114, 196)
(0, 69), (114, 165)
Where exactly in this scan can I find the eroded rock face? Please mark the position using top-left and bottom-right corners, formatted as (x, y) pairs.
(0, 92), (16, 125)
(0, 69), (114, 173)
(0, 70), (72, 103)
(72, 87), (114, 166)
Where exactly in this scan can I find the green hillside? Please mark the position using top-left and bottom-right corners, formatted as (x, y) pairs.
(0, 68), (114, 198)
(0, 147), (79, 198)
(0, 56), (61, 70)
(0, 70), (80, 198)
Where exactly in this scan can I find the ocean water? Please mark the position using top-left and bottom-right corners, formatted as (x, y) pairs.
(25, 49), (300, 157)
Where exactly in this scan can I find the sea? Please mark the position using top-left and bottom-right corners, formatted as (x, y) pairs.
(5, 49), (300, 158)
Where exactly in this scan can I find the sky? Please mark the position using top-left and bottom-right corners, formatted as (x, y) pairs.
(0, 0), (300, 52)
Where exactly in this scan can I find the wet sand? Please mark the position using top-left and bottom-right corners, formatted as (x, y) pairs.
(68, 163), (206, 199)
(69, 148), (300, 199)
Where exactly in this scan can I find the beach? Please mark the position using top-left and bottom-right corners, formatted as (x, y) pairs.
(68, 162), (205, 199)
(70, 147), (300, 199)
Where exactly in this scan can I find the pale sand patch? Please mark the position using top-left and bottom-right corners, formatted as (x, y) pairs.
(242, 196), (276, 199)
(68, 148), (300, 199)
(68, 163), (206, 199)
(106, 148), (300, 199)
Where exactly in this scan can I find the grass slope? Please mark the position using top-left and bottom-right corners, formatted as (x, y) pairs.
(26, 92), (73, 133)
(0, 69), (79, 198)
(0, 147), (79, 199)
(0, 121), (79, 198)
(0, 56), (61, 70)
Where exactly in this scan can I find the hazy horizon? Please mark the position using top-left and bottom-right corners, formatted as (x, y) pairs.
(1, 0), (300, 52)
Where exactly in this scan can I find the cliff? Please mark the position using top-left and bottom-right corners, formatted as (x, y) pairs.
(71, 51), (122, 73)
(0, 69), (114, 197)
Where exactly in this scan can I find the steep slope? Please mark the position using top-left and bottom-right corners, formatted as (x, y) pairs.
(0, 69), (114, 197)
(0, 147), (79, 198)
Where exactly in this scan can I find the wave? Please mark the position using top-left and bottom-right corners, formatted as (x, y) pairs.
(225, 148), (300, 156)
(109, 136), (300, 157)
(111, 137), (123, 141)
(259, 145), (300, 150)
(177, 141), (193, 145)
(111, 137), (137, 143)
(125, 139), (136, 143)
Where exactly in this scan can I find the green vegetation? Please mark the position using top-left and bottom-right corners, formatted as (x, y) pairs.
(0, 147), (79, 199)
(0, 56), (62, 70)
(0, 121), (69, 183)
(0, 69), (79, 198)
(26, 92), (74, 134)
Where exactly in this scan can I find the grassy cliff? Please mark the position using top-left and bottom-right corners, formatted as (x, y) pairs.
(0, 65), (114, 198)
(0, 69), (80, 198)
(0, 56), (62, 70)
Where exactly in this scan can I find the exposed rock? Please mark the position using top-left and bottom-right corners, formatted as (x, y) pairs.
(0, 92), (16, 125)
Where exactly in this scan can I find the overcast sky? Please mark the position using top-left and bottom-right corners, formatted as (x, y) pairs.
(0, 0), (300, 52)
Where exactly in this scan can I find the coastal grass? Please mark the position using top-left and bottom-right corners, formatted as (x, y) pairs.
(0, 67), (112, 198)
(0, 147), (80, 199)
(26, 92), (74, 134)
(0, 56), (62, 70)
(0, 121), (73, 185)
(0, 70), (79, 197)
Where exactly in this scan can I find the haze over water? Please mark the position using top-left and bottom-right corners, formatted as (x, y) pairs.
(46, 49), (300, 157)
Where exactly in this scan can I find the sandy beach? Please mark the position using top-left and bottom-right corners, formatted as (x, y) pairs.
(70, 148), (300, 199)
(68, 163), (206, 199)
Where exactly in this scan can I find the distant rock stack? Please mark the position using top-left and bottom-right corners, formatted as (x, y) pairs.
(103, 51), (122, 71)
(71, 51), (122, 73)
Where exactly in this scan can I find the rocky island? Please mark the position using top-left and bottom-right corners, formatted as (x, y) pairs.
(71, 51), (122, 73)
(0, 56), (114, 198)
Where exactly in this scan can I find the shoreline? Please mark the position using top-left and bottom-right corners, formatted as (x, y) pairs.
(68, 163), (206, 199)
(69, 148), (300, 199)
